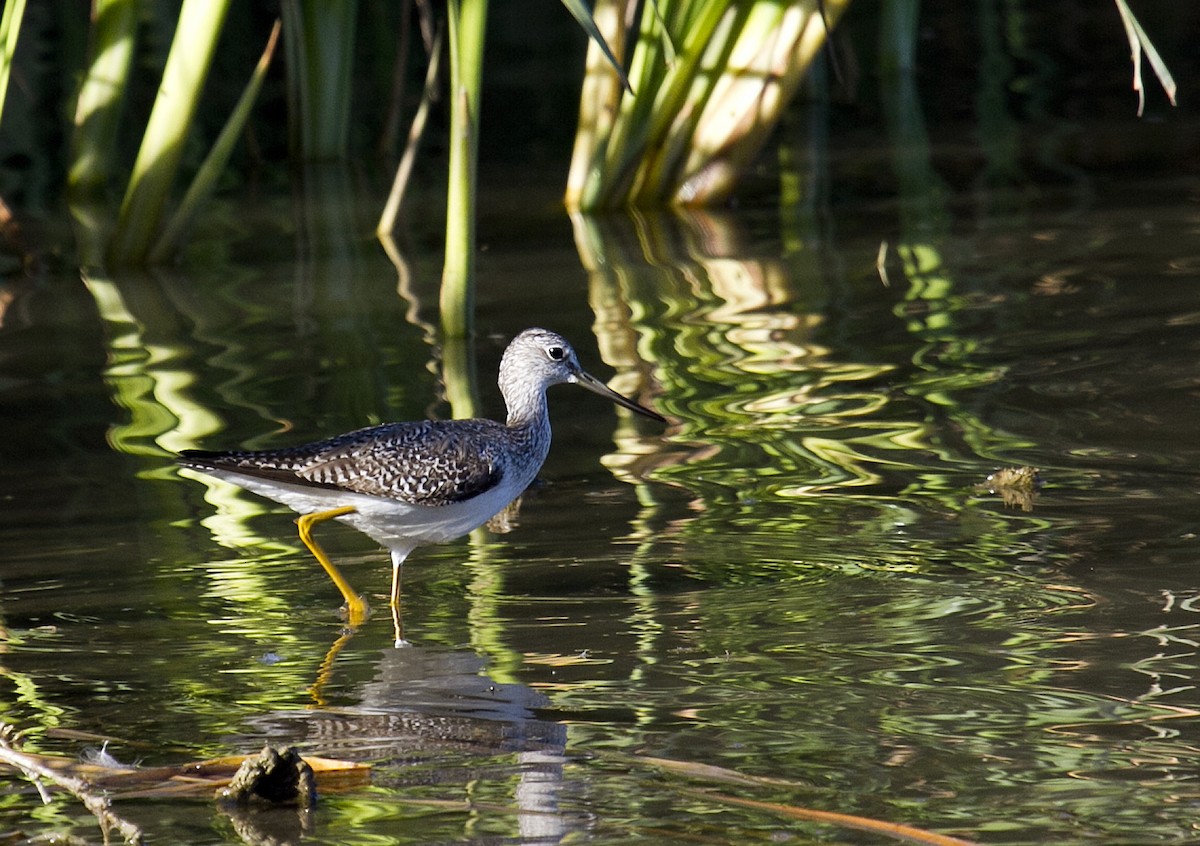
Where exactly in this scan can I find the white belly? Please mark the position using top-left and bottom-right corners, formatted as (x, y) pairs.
(195, 467), (530, 554)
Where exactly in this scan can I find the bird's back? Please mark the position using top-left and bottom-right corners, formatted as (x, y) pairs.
(179, 418), (531, 506)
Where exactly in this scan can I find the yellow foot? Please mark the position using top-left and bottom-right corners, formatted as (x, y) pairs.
(343, 598), (370, 631)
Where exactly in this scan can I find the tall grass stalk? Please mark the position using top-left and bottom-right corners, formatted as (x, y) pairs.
(559, 0), (630, 92)
(674, 1), (845, 203)
(1113, 0), (1177, 116)
(566, 0), (849, 211)
(69, 0), (137, 195)
(440, 0), (488, 340)
(109, 0), (232, 265)
(564, 0), (630, 210)
(281, 0), (358, 160)
(0, 0), (25, 127)
(150, 21), (282, 263)
(377, 25), (444, 237)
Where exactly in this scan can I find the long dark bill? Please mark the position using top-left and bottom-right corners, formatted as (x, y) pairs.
(572, 369), (667, 423)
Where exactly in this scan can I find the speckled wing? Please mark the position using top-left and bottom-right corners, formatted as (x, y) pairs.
(179, 420), (508, 506)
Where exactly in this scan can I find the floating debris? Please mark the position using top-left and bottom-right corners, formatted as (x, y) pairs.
(218, 745), (316, 809)
(0, 729), (369, 802)
(982, 466), (1042, 512)
(81, 740), (130, 769)
(0, 724), (144, 845)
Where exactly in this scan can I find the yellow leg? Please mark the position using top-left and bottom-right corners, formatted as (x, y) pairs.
(308, 627), (355, 707)
(295, 506), (367, 627)
(390, 549), (410, 648)
(391, 598), (406, 649)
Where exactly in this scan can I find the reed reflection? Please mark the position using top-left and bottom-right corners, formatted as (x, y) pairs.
(570, 208), (1048, 582)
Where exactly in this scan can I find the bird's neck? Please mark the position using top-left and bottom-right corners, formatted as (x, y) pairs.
(504, 384), (549, 429)
(506, 392), (553, 469)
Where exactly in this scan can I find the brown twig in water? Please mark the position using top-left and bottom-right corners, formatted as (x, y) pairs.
(679, 787), (980, 846)
(607, 751), (980, 846)
(0, 725), (144, 845)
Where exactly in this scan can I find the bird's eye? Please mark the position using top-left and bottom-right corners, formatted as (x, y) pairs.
(546, 345), (566, 361)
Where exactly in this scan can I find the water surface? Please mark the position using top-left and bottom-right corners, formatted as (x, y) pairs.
(0, 170), (1199, 844)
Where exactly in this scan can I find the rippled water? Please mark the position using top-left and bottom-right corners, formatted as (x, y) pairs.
(1, 173), (1199, 844)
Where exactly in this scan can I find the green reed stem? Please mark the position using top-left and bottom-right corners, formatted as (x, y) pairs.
(565, 0), (630, 210)
(281, 0), (357, 160)
(68, 0), (137, 196)
(566, 0), (848, 211)
(440, 0), (488, 340)
(150, 21), (281, 264)
(0, 0), (24, 127)
(378, 25), (444, 237)
(109, 0), (231, 266)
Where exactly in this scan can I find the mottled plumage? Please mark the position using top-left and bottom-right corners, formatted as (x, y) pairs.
(178, 328), (666, 642)
(182, 419), (521, 505)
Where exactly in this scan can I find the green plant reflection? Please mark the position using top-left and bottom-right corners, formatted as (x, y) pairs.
(573, 209), (1051, 590)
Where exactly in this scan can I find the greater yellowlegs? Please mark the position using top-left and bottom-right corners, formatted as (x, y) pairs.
(179, 328), (665, 640)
